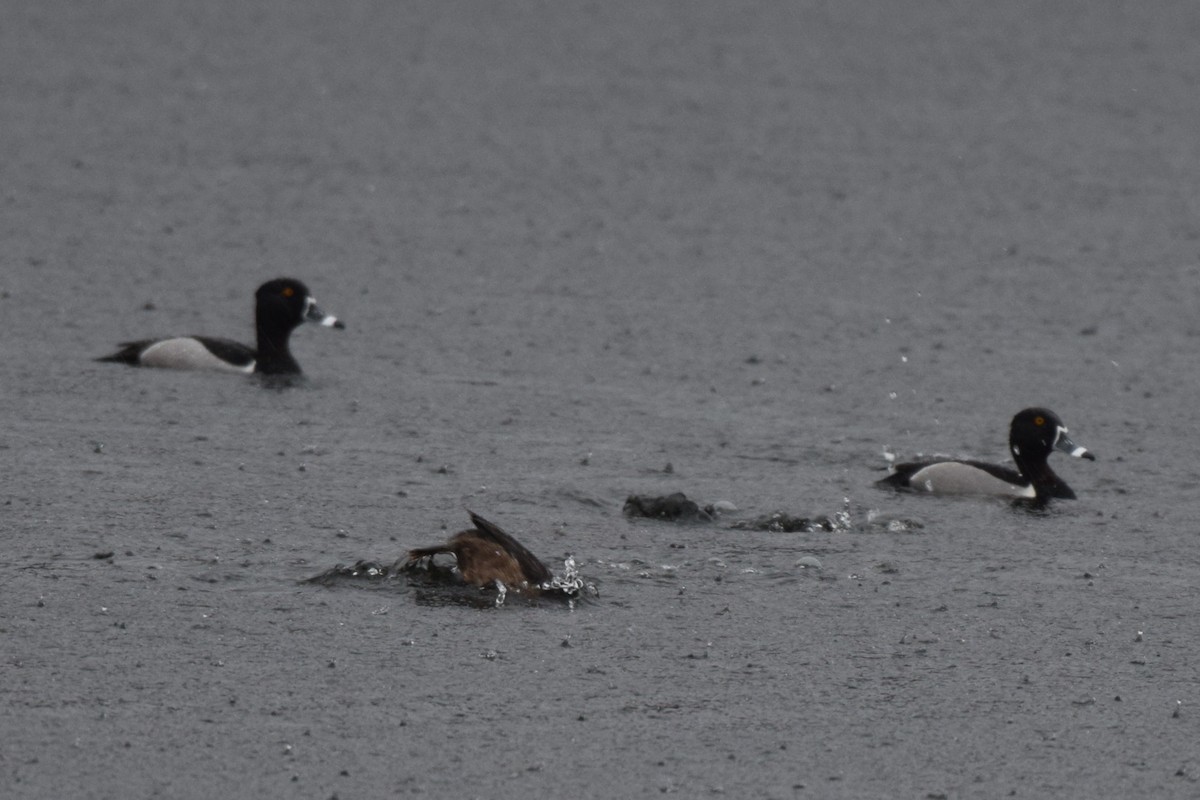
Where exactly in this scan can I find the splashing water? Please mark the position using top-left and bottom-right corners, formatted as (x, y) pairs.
(831, 498), (854, 532)
(864, 508), (925, 532)
(541, 556), (598, 607)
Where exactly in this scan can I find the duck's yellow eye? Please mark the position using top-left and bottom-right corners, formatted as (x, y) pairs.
(1034, 416), (1045, 426)
(282, 287), (295, 298)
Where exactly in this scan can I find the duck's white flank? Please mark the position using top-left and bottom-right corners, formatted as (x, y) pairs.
(139, 339), (254, 373)
(906, 462), (1036, 498)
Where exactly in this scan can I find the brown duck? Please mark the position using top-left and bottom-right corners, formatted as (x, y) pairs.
(403, 511), (553, 593)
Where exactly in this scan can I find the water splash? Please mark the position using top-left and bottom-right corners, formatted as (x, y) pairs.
(864, 508), (925, 532)
(541, 556), (599, 607)
(831, 498), (853, 531)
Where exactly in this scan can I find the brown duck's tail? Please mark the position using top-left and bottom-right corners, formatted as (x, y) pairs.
(405, 545), (454, 562)
(466, 511), (553, 585)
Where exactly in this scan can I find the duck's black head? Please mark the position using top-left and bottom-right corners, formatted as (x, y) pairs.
(1009, 407), (1095, 468)
(253, 278), (344, 375)
(255, 278), (344, 331)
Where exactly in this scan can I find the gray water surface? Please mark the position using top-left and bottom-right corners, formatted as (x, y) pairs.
(5, 2), (1200, 798)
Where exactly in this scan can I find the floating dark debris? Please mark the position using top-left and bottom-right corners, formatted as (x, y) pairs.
(729, 512), (835, 533)
(622, 492), (713, 522)
(304, 559), (396, 585)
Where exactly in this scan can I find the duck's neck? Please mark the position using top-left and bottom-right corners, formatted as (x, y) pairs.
(255, 321), (301, 375)
(1012, 449), (1075, 500)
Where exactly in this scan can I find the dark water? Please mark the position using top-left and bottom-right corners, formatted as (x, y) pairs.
(5, 2), (1200, 797)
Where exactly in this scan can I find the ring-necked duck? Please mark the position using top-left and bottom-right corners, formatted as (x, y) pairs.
(97, 278), (344, 375)
(877, 407), (1094, 502)
(402, 511), (553, 596)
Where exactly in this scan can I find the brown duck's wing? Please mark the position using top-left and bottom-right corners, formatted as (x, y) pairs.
(466, 511), (553, 585)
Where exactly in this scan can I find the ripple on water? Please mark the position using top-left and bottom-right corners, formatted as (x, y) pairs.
(303, 555), (597, 609)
